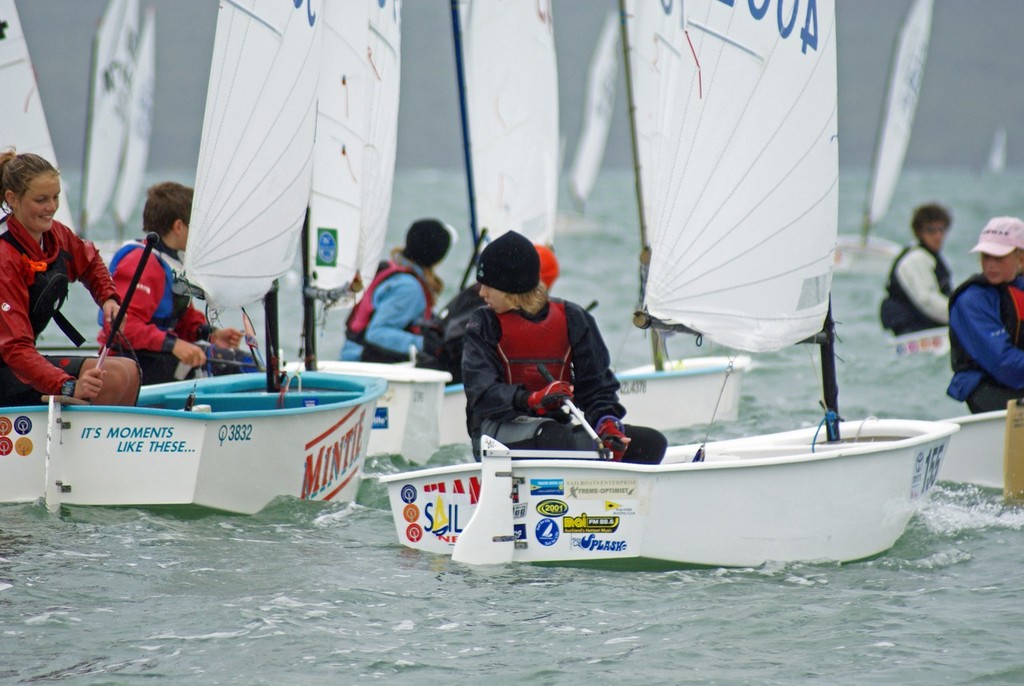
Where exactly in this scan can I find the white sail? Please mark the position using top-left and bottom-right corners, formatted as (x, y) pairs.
(80, 0), (137, 233)
(0, 0), (75, 229)
(863, 0), (933, 229)
(112, 5), (156, 231)
(359, 0), (402, 284)
(464, 0), (559, 245)
(307, 0), (370, 295)
(636, 0), (839, 353)
(567, 10), (619, 211)
(185, 0), (323, 309)
(987, 127), (1007, 175)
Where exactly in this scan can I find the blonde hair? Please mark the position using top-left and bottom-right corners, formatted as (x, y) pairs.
(0, 149), (59, 206)
(505, 283), (549, 315)
(390, 247), (445, 297)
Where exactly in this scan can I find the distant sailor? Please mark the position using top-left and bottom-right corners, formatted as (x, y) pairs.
(342, 219), (453, 363)
(880, 203), (953, 335)
(947, 216), (1024, 413)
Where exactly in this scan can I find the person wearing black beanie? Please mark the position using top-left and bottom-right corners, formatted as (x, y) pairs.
(460, 230), (667, 464)
(341, 218), (454, 363)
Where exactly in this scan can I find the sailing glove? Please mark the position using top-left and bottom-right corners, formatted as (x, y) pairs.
(597, 416), (628, 461)
(527, 381), (573, 415)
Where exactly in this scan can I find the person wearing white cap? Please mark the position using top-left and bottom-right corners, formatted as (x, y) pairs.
(948, 216), (1024, 412)
(880, 203), (953, 335)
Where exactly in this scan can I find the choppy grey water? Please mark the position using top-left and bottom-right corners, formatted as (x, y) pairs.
(4, 167), (1024, 685)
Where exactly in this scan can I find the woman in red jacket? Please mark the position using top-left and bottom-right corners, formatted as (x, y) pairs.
(0, 150), (139, 406)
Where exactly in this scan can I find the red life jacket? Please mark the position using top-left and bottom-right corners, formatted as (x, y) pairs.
(344, 260), (434, 343)
(496, 300), (572, 392)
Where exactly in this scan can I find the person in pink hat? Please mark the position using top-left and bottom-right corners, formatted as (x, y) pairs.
(948, 216), (1024, 412)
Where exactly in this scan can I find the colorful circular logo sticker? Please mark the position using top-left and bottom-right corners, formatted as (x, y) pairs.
(0, 437), (12, 456)
(403, 503), (420, 522)
(14, 416), (32, 434)
(406, 523), (423, 543)
(14, 437), (32, 455)
(0, 417), (11, 435)
(535, 518), (560, 546)
(400, 484), (417, 503)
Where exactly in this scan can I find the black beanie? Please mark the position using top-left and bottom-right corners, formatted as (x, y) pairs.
(476, 231), (540, 294)
(403, 219), (451, 267)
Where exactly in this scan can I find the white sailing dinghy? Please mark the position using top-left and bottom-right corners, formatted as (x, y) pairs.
(291, 0), (450, 465)
(0, 0), (385, 515)
(939, 410), (1005, 490)
(987, 127), (1007, 175)
(562, 10), (619, 226)
(79, 0), (137, 237)
(438, 0), (748, 446)
(110, 5), (156, 235)
(834, 0), (934, 272)
(0, 0), (75, 228)
(383, 0), (958, 568)
(887, 325), (948, 358)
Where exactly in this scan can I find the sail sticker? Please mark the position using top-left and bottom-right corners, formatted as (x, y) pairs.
(535, 518), (559, 546)
(316, 228), (338, 266)
(796, 273), (829, 310)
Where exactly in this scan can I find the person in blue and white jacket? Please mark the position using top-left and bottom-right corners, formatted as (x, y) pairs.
(341, 219), (453, 363)
(948, 216), (1024, 413)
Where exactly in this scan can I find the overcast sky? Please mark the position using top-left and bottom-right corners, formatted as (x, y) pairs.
(12, 0), (1024, 174)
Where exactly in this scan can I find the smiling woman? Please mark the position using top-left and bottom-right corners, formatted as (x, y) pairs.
(0, 149), (140, 407)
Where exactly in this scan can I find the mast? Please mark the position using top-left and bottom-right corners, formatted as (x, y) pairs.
(300, 209), (317, 372)
(618, 0), (664, 371)
(819, 300), (841, 442)
(264, 281), (282, 393)
(450, 0), (479, 264)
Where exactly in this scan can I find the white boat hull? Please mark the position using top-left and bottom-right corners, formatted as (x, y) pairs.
(287, 361), (450, 465)
(439, 356), (751, 446)
(941, 410), (1005, 489)
(383, 418), (958, 567)
(1, 372), (385, 514)
(888, 326), (949, 358)
(833, 234), (902, 273)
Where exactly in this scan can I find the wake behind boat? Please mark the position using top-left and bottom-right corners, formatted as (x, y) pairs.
(385, 0), (958, 567)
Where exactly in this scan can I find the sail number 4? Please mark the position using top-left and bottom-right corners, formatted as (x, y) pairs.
(713, 0), (821, 54)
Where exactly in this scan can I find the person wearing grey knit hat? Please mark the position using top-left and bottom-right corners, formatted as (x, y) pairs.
(341, 218), (454, 364)
(948, 216), (1024, 412)
(461, 230), (667, 464)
